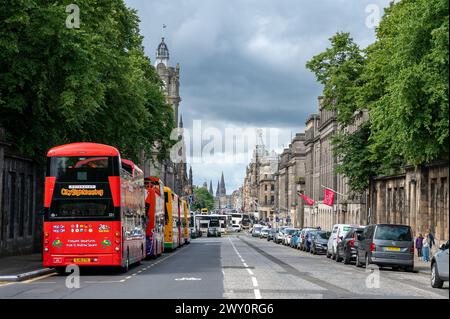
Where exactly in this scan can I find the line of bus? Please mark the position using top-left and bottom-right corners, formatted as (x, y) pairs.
(42, 142), (191, 273)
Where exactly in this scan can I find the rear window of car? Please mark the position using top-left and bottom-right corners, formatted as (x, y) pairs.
(317, 232), (330, 239)
(375, 225), (412, 241)
(286, 229), (297, 235)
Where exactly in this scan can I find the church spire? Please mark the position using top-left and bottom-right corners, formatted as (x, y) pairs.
(209, 181), (213, 195)
(179, 114), (183, 128)
(220, 171), (226, 196)
(216, 181), (220, 197)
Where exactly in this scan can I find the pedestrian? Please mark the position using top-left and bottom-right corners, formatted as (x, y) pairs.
(427, 230), (436, 254)
(415, 233), (423, 260)
(422, 234), (430, 262)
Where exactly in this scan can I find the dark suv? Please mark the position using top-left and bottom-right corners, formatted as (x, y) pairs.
(355, 224), (414, 272)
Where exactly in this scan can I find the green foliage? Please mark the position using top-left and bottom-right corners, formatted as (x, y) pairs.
(365, 0), (449, 168)
(332, 123), (379, 194)
(191, 187), (215, 212)
(306, 32), (365, 125)
(0, 0), (174, 163)
(306, 0), (449, 193)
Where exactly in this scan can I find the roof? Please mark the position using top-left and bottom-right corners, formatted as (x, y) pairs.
(47, 142), (120, 157)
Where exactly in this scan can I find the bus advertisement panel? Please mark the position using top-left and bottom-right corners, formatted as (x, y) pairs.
(42, 143), (146, 272)
(144, 177), (165, 258)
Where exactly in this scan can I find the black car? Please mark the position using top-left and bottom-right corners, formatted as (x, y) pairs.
(310, 231), (331, 255)
(335, 227), (364, 264)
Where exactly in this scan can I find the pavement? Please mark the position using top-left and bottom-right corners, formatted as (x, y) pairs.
(0, 234), (447, 299)
(0, 253), (55, 282)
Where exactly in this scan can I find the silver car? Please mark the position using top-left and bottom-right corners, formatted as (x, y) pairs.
(431, 240), (449, 288)
(356, 224), (414, 272)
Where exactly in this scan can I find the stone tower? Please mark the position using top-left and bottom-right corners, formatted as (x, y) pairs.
(155, 37), (181, 125)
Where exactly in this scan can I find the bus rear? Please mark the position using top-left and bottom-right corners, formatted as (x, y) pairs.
(144, 177), (165, 258)
(42, 143), (145, 272)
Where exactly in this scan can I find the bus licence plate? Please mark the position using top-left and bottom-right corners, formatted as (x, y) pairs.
(74, 258), (91, 263)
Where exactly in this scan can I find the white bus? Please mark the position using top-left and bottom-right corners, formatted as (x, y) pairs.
(195, 214), (228, 235)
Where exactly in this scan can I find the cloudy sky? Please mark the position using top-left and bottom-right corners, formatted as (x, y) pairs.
(125, 0), (391, 193)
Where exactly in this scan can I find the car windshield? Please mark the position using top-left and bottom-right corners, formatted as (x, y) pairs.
(254, 227), (262, 231)
(375, 225), (412, 241)
(317, 231), (330, 239)
(286, 229), (297, 235)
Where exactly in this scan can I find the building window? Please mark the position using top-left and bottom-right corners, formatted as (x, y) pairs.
(271, 184), (274, 191)
(265, 185), (268, 191)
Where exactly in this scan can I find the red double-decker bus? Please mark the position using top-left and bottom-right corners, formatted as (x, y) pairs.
(144, 176), (165, 258)
(42, 142), (146, 273)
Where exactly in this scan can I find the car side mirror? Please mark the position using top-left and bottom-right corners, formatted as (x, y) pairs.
(440, 244), (446, 250)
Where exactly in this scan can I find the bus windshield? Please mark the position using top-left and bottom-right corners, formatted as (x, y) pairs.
(47, 156), (117, 219)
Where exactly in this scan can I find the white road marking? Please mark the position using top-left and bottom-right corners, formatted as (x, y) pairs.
(251, 277), (258, 287)
(228, 237), (261, 300)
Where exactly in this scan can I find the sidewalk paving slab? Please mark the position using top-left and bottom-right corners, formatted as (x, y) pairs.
(0, 253), (55, 282)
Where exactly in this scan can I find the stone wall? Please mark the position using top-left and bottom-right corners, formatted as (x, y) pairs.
(0, 142), (44, 257)
(370, 161), (449, 247)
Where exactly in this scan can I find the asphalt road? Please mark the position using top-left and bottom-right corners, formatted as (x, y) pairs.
(0, 233), (448, 299)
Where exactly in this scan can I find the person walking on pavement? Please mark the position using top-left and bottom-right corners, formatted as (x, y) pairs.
(427, 230), (436, 255)
(422, 233), (430, 262)
(415, 233), (424, 260)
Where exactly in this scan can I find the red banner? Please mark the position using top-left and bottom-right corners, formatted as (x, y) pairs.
(323, 188), (335, 206)
(299, 193), (315, 206)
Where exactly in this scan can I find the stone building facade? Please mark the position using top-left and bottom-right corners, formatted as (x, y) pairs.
(303, 97), (367, 230)
(0, 138), (44, 257)
(243, 143), (278, 221)
(370, 162), (449, 246)
(142, 37), (192, 197)
(274, 134), (306, 227)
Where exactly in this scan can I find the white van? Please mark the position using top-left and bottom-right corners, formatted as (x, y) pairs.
(326, 224), (359, 260)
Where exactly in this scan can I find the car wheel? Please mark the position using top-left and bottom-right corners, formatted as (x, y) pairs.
(336, 247), (342, 262)
(355, 253), (362, 268)
(343, 249), (351, 264)
(331, 248), (336, 260)
(431, 262), (444, 288)
(313, 246), (317, 255)
(326, 250), (331, 259)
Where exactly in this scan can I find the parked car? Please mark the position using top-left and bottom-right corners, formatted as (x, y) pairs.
(310, 231), (331, 255)
(327, 224), (359, 259)
(283, 228), (299, 246)
(267, 228), (278, 241)
(335, 227), (365, 264)
(276, 226), (288, 244)
(298, 228), (319, 251)
(431, 240), (449, 288)
(259, 227), (270, 239)
(251, 225), (264, 237)
(355, 224), (414, 272)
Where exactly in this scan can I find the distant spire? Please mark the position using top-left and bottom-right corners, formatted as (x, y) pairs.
(220, 172), (226, 196)
(216, 181), (220, 197)
(179, 114), (183, 128)
(209, 180), (213, 195)
(189, 166), (193, 186)
(202, 181), (207, 188)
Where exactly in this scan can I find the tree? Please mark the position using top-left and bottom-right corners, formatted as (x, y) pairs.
(306, 32), (366, 125)
(365, 0), (449, 168)
(191, 187), (215, 212)
(0, 0), (174, 163)
(306, 32), (375, 194)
